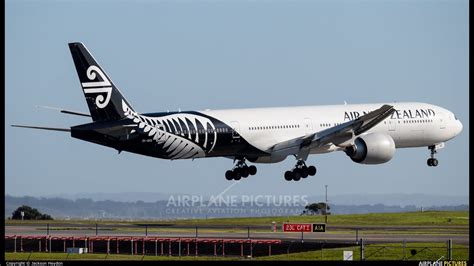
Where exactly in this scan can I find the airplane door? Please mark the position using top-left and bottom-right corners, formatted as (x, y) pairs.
(388, 120), (396, 131)
(303, 118), (313, 135)
(439, 117), (446, 129)
(387, 119), (401, 142)
(230, 121), (240, 139)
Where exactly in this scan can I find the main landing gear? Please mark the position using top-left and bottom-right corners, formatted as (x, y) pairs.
(225, 158), (257, 180)
(427, 145), (439, 167)
(284, 160), (317, 181)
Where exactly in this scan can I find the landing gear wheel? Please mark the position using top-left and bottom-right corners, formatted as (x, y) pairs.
(241, 166), (250, 178)
(292, 169), (301, 181)
(248, 165), (257, 175)
(284, 171), (293, 181)
(427, 158), (439, 167)
(301, 167), (309, 178)
(225, 170), (234, 180)
(307, 165), (317, 176)
(293, 168), (301, 181)
(233, 169), (242, 180)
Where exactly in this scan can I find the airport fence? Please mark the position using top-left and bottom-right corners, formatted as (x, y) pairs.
(5, 223), (470, 260)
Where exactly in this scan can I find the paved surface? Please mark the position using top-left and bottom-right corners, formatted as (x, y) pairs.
(5, 224), (469, 245)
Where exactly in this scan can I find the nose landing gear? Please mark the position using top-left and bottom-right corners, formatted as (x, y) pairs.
(427, 145), (439, 167)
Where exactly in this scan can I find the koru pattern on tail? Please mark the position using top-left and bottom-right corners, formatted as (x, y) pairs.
(81, 65), (113, 109)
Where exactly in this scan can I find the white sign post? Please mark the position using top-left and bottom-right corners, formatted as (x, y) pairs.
(20, 211), (24, 221)
(343, 251), (353, 261)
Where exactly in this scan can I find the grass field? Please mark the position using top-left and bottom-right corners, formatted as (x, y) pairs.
(5, 242), (469, 261)
(170, 211), (469, 227)
(257, 242), (470, 261)
(5, 211), (469, 227)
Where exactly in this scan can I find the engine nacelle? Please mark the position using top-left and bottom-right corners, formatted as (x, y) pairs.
(247, 154), (287, 164)
(345, 133), (395, 164)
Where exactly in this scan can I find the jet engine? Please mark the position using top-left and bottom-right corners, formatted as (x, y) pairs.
(345, 133), (395, 164)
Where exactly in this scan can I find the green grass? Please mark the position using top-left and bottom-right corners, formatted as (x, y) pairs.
(5, 243), (469, 261)
(5, 211), (469, 227)
(256, 243), (470, 261)
(187, 211), (468, 227)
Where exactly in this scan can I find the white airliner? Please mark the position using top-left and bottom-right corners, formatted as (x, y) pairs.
(12, 43), (463, 181)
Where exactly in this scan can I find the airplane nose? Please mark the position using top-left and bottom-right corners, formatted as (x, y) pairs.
(455, 120), (463, 136)
(453, 120), (463, 136)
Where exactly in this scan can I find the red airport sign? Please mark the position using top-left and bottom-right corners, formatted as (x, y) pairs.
(282, 223), (326, 232)
(282, 223), (312, 232)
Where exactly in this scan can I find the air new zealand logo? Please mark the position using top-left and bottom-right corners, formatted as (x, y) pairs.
(81, 65), (112, 109)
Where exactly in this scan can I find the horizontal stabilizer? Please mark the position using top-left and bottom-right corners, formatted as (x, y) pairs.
(11, 125), (71, 132)
(36, 105), (91, 117)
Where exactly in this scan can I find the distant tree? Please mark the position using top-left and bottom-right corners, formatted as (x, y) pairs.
(304, 203), (320, 215)
(319, 202), (331, 215)
(304, 202), (331, 215)
(11, 205), (53, 220)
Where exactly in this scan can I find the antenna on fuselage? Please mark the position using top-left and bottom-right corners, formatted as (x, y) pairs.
(344, 101), (348, 105)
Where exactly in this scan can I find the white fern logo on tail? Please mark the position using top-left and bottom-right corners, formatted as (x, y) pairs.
(81, 65), (112, 108)
(122, 100), (218, 159)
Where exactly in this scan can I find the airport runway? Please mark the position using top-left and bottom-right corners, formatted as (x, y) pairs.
(5, 224), (469, 245)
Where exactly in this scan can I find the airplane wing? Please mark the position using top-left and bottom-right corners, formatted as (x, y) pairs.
(269, 104), (395, 157)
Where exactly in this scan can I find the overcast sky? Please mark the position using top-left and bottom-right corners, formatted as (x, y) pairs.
(6, 0), (468, 201)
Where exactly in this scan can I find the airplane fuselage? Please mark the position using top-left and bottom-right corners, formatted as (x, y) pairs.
(71, 101), (462, 163)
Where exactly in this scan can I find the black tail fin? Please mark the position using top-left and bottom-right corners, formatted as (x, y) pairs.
(68, 42), (135, 121)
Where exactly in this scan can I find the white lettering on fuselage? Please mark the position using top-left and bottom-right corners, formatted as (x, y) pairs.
(344, 109), (436, 121)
